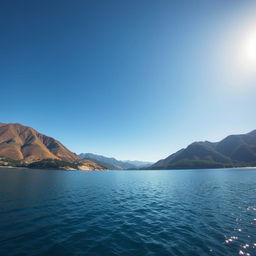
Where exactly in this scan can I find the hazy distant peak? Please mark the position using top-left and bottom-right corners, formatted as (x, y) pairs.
(79, 153), (153, 169)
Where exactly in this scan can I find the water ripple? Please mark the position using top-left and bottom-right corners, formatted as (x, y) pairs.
(0, 168), (256, 255)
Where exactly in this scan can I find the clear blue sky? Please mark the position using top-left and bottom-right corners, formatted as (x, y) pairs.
(1, 0), (256, 161)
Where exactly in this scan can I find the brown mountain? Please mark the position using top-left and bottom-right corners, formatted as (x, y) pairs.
(0, 122), (79, 162)
(0, 122), (104, 170)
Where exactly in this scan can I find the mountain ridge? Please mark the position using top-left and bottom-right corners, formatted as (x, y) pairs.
(0, 122), (79, 162)
(79, 153), (153, 170)
(0, 122), (104, 170)
(150, 130), (256, 169)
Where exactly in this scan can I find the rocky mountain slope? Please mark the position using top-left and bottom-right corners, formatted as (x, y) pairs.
(0, 122), (104, 170)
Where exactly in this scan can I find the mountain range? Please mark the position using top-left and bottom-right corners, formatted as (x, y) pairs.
(79, 153), (153, 170)
(150, 130), (256, 169)
(1, 122), (256, 170)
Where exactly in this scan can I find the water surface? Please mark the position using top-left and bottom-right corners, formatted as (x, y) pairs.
(0, 168), (256, 256)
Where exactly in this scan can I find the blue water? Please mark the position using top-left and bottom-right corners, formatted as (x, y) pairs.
(0, 168), (256, 256)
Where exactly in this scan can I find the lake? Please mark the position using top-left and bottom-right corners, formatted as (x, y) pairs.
(0, 168), (256, 256)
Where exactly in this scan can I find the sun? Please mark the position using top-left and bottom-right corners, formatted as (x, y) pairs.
(224, 25), (256, 90)
(243, 30), (256, 64)
(234, 27), (256, 80)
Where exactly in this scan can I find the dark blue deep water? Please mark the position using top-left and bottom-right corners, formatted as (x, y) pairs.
(0, 168), (256, 256)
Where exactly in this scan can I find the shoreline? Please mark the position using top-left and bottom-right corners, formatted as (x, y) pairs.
(1, 166), (256, 171)
(0, 165), (105, 171)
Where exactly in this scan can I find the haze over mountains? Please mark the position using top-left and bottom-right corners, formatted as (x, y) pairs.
(150, 130), (256, 169)
(79, 153), (153, 170)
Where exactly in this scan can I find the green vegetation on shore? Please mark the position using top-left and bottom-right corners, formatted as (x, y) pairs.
(0, 158), (25, 167)
(27, 159), (81, 169)
(0, 158), (82, 170)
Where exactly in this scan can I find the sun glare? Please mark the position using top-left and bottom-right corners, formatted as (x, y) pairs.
(233, 26), (256, 85)
(220, 23), (256, 91)
(243, 30), (256, 64)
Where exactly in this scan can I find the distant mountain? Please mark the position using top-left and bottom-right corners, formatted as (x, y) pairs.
(79, 153), (153, 169)
(150, 130), (256, 169)
(122, 160), (153, 168)
(0, 122), (104, 170)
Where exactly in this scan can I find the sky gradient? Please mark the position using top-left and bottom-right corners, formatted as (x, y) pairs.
(1, 0), (256, 161)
